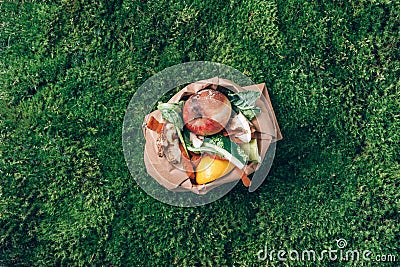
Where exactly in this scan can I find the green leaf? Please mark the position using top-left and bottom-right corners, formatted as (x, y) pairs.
(241, 108), (261, 121)
(187, 146), (224, 157)
(228, 91), (262, 120)
(157, 101), (184, 130)
(157, 101), (188, 155)
(206, 135), (248, 164)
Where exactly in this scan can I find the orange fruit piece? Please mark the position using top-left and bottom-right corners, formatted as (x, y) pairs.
(195, 155), (235, 185)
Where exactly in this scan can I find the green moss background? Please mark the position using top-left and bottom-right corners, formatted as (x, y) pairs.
(1, 0), (399, 266)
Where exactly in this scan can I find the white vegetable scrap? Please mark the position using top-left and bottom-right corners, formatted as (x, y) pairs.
(190, 132), (204, 148)
(227, 112), (252, 143)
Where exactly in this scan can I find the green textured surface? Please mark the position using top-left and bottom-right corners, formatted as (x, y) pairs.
(1, 0), (399, 266)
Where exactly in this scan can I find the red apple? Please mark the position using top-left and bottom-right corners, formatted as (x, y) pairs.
(183, 89), (232, 136)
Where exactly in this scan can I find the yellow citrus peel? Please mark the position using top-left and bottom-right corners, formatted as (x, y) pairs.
(195, 155), (235, 185)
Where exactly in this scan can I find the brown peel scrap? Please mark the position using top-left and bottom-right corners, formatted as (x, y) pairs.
(235, 167), (251, 187)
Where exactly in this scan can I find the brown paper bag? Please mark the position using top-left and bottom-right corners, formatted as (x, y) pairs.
(142, 77), (282, 194)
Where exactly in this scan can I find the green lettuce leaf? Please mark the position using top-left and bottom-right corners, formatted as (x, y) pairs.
(187, 135), (248, 169)
(228, 91), (261, 120)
